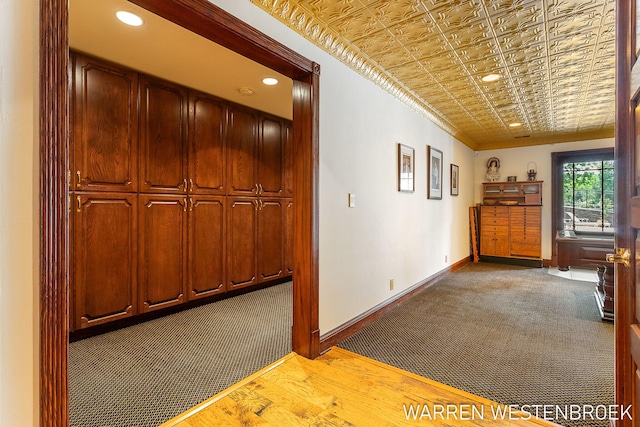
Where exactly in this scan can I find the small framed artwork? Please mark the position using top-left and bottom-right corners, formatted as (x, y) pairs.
(427, 145), (443, 199)
(398, 143), (415, 192)
(450, 164), (459, 196)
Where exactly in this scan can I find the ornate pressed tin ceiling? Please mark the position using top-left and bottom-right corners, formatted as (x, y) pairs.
(249, 0), (615, 150)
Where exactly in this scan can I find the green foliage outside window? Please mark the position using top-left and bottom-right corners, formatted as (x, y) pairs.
(563, 160), (614, 233)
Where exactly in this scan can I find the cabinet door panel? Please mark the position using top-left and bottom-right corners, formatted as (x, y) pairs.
(258, 199), (284, 282)
(284, 198), (294, 275)
(259, 115), (284, 197)
(227, 106), (258, 196)
(139, 195), (187, 312)
(189, 91), (226, 194)
(140, 76), (187, 193)
(227, 198), (258, 289)
(189, 196), (226, 299)
(283, 121), (294, 197)
(73, 193), (137, 330)
(72, 53), (138, 192)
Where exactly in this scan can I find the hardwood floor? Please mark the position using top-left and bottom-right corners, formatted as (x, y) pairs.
(161, 347), (560, 426)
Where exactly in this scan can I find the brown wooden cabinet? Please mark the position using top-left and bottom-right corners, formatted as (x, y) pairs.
(227, 105), (286, 197)
(480, 204), (542, 261)
(72, 192), (137, 330)
(189, 91), (226, 195)
(138, 194), (188, 313)
(188, 195), (226, 299)
(257, 198), (285, 281)
(139, 75), (188, 194)
(227, 197), (285, 289)
(480, 206), (510, 257)
(71, 53), (139, 192)
(480, 181), (543, 263)
(70, 51), (291, 332)
(509, 206), (541, 258)
(227, 197), (258, 289)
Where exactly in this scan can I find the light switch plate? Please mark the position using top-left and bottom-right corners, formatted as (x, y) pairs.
(348, 193), (356, 208)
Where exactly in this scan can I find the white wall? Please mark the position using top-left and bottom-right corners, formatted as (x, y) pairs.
(473, 138), (615, 260)
(0, 0), (39, 426)
(208, 0), (475, 333)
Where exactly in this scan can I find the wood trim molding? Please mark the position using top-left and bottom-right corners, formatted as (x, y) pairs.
(40, 0), (69, 425)
(319, 256), (471, 353)
(40, 0), (320, 424)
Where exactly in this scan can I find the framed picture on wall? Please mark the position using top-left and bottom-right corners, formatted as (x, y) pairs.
(450, 164), (459, 196)
(427, 145), (443, 199)
(398, 143), (415, 192)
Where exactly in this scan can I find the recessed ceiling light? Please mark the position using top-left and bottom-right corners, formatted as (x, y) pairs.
(238, 87), (254, 96)
(262, 77), (279, 86)
(509, 122), (522, 127)
(481, 73), (501, 82)
(116, 11), (143, 27)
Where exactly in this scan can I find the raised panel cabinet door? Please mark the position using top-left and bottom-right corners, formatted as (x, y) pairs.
(227, 197), (258, 289)
(139, 195), (187, 312)
(284, 198), (294, 275)
(283, 121), (294, 197)
(227, 105), (258, 196)
(140, 75), (187, 193)
(189, 90), (226, 194)
(257, 198), (284, 282)
(72, 53), (138, 192)
(258, 114), (284, 197)
(73, 192), (137, 330)
(188, 195), (226, 300)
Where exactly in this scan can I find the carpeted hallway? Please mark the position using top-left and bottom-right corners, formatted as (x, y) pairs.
(339, 262), (614, 427)
(69, 263), (613, 427)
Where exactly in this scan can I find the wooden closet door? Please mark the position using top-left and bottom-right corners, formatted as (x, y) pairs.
(73, 192), (137, 330)
(227, 197), (258, 289)
(188, 195), (226, 299)
(72, 53), (138, 192)
(140, 76), (187, 194)
(189, 91), (226, 194)
(139, 194), (187, 312)
(258, 198), (284, 282)
(258, 115), (284, 197)
(227, 105), (258, 196)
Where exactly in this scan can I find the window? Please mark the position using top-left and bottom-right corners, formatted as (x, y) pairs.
(552, 148), (614, 237)
(563, 160), (614, 233)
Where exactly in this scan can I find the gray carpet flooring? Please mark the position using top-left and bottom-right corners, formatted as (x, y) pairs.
(69, 282), (292, 427)
(339, 262), (614, 427)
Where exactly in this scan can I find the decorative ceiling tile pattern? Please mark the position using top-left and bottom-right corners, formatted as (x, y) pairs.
(249, 0), (615, 150)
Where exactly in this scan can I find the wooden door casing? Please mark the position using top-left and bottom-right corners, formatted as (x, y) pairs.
(72, 53), (139, 193)
(140, 75), (188, 194)
(73, 193), (137, 330)
(615, 1), (637, 425)
(138, 194), (187, 312)
(189, 91), (226, 195)
(188, 195), (226, 299)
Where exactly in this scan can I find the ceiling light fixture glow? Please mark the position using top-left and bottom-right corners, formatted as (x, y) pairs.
(262, 77), (279, 86)
(481, 73), (501, 82)
(509, 122), (522, 127)
(116, 11), (143, 27)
